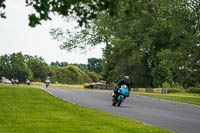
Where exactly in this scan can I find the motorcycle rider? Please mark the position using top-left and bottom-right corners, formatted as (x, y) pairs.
(15, 79), (19, 85)
(26, 79), (31, 86)
(113, 76), (130, 100)
(45, 77), (50, 88)
(11, 78), (15, 85)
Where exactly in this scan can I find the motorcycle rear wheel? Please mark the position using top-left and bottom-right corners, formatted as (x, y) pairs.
(117, 98), (123, 106)
(117, 102), (121, 106)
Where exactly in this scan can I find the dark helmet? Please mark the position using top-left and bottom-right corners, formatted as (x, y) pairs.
(124, 76), (129, 83)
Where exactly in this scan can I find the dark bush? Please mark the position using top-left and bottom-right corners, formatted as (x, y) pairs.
(83, 74), (92, 83)
(55, 65), (92, 84)
(167, 88), (184, 93)
(186, 87), (200, 94)
(87, 72), (99, 82)
(162, 82), (185, 93)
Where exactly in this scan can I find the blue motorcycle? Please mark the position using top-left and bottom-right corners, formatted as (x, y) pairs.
(112, 85), (129, 106)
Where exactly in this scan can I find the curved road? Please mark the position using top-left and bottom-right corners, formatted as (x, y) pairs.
(43, 88), (200, 133)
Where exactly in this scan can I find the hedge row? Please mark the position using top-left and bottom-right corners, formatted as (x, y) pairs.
(55, 65), (99, 84)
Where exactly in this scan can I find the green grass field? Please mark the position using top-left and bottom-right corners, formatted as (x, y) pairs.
(134, 92), (200, 106)
(0, 84), (171, 133)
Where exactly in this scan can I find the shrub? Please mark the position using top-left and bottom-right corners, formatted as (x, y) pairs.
(87, 72), (99, 82)
(162, 82), (184, 93)
(170, 82), (184, 89)
(186, 87), (200, 94)
(55, 65), (91, 84)
(83, 74), (92, 83)
(162, 82), (171, 88)
(195, 82), (200, 88)
(167, 88), (184, 93)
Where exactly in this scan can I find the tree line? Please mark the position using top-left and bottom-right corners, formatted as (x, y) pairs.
(0, 52), (103, 84)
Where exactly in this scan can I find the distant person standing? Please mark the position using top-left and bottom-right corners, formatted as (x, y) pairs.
(45, 77), (50, 88)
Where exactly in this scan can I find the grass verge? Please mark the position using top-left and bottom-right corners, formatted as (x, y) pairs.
(0, 85), (170, 133)
(134, 92), (200, 106)
(30, 82), (83, 89)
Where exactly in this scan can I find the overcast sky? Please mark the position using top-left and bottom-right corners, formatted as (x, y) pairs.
(0, 1), (104, 64)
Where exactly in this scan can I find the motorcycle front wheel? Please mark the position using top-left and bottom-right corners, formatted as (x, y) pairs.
(117, 98), (123, 106)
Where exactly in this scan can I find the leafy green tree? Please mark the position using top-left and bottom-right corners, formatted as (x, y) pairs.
(55, 65), (91, 84)
(48, 68), (57, 83)
(0, 0), (6, 18)
(0, 54), (11, 79)
(87, 72), (99, 82)
(72, 63), (88, 73)
(102, 0), (200, 88)
(0, 0), (125, 27)
(50, 12), (112, 52)
(88, 58), (103, 74)
(0, 53), (33, 82)
(25, 55), (50, 82)
(50, 61), (69, 67)
(49, 0), (200, 87)
(50, 61), (61, 67)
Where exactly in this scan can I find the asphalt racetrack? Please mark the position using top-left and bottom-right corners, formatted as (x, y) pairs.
(43, 88), (200, 133)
